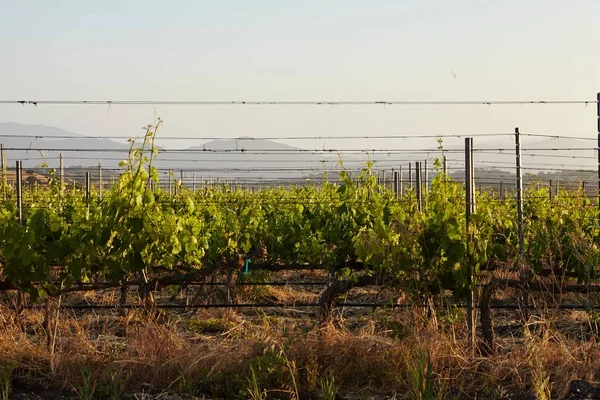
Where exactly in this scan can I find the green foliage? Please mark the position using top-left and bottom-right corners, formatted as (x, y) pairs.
(319, 371), (338, 400)
(0, 360), (15, 400)
(247, 365), (267, 400)
(248, 351), (294, 393)
(71, 364), (97, 400)
(405, 347), (444, 400)
(0, 119), (598, 306)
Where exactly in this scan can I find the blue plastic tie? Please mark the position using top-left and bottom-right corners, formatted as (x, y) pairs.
(244, 259), (251, 275)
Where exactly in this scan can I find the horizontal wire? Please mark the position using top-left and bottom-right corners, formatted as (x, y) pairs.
(3, 99), (598, 106)
(1, 132), (595, 142)
(1, 147), (596, 153)
(0, 133), (514, 141)
(523, 133), (598, 141)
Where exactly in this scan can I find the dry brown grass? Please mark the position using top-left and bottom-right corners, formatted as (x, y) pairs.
(1, 296), (600, 399)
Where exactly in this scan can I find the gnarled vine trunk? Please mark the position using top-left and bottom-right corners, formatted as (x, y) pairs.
(319, 274), (379, 321)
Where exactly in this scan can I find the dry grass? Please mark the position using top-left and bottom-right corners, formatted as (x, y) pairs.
(1, 291), (600, 399)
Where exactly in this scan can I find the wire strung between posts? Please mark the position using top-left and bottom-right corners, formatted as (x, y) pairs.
(0, 132), (593, 141)
(0, 146), (596, 153)
(0, 133), (514, 140)
(2, 99), (598, 106)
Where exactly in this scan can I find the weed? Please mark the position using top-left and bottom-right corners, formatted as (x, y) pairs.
(319, 371), (338, 400)
(173, 371), (196, 396)
(438, 304), (464, 343)
(72, 364), (97, 400)
(248, 365), (267, 400)
(532, 361), (552, 400)
(98, 367), (131, 400)
(0, 361), (15, 400)
(249, 350), (291, 391)
(380, 314), (410, 339)
(406, 346), (443, 400)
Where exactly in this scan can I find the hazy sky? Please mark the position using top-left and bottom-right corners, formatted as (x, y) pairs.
(1, 0), (599, 151)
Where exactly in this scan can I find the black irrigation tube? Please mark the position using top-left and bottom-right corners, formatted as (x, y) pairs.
(0, 281), (330, 293)
(96, 281), (328, 287)
(10, 302), (600, 310)
(189, 281), (328, 287)
(15, 302), (404, 310)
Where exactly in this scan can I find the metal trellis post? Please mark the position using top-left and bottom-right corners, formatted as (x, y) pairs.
(597, 92), (600, 208)
(59, 153), (64, 188)
(16, 161), (22, 226)
(98, 164), (103, 197)
(86, 172), (91, 202)
(415, 162), (422, 213)
(465, 138), (476, 347)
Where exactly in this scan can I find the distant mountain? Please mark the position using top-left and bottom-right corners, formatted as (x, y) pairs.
(151, 136), (341, 182)
(0, 123), (130, 170)
(0, 124), (341, 183)
(190, 136), (302, 151)
(0, 122), (91, 138)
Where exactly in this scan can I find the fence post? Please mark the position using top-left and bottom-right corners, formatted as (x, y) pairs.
(1, 144), (5, 200)
(393, 170), (399, 196)
(442, 156), (447, 176)
(515, 128), (524, 258)
(16, 161), (22, 226)
(98, 164), (103, 197)
(408, 163), (413, 190)
(415, 162), (422, 213)
(168, 170), (172, 197)
(549, 180), (553, 201)
(59, 153), (64, 188)
(465, 138), (476, 347)
(597, 91), (600, 208)
(1, 143), (4, 183)
(398, 166), (403, 195)
(424, 160), (428, 195)
(85, 172), (91, 201)
(515, 127), (530, 324)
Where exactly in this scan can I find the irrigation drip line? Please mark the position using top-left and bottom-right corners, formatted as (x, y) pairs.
(211, 281), (327, 286)
(0, 281), (328, 288)
(16, 302), (401, 310)
(10, 302), (600, 310)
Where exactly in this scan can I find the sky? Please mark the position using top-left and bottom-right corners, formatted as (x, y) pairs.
(0, 0), (599, 152)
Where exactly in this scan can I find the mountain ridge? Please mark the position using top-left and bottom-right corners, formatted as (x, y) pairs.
(0, 123), (595, 176)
